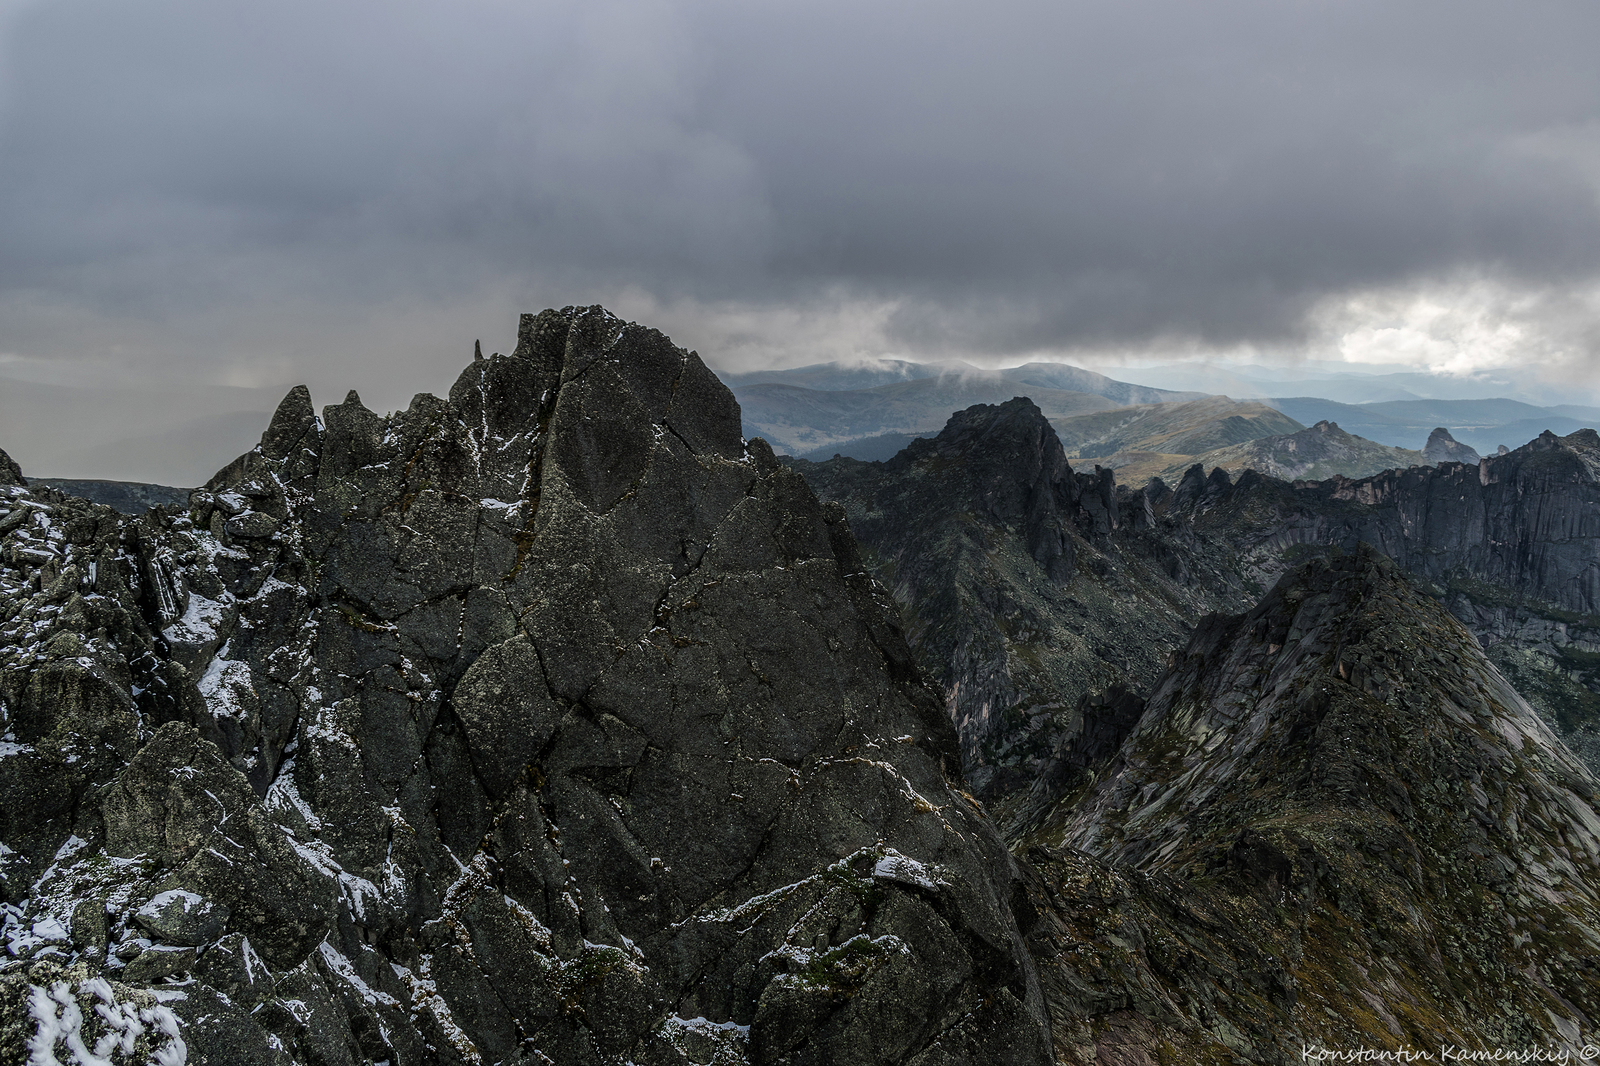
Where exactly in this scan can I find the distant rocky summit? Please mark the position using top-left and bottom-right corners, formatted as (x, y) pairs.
(1422, 425), (1481, 464)
(789, 398), (1254, 807)
(0, 308), (1049, 1065)
(1169, 418), (1423, 481)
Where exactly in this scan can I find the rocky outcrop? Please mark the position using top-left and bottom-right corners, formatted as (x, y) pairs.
(1164, 419), (1423, 482)
(792, 399), (1255, 806)
(1027, 547), (1600, 1061)
(0, 449), (22, 487)
(1, 308), (1050, 1065)
(1423, 425), (1480, 464)
(799, 407), (1600, 801)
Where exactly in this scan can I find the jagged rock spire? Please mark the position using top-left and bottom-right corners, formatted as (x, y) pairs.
(0, 445), (24, 486)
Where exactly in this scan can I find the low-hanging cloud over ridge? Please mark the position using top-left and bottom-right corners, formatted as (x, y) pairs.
(2, 0), (1599, 479)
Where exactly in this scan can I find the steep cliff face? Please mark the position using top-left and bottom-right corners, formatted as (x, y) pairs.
(0, 308), (1050, 1066)
(1026, 547), (1600, 1062)
(1180, 428), (1600, 617)
(791, 399), (1254, 807)
(1171, 428), (1600, 772)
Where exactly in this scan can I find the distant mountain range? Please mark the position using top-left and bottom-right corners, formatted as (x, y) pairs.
(724, 358), (1202, 404)
(1156, 419), (1425, 483)
(724, 361), (1201, 456)
(1265, 396), (1600, 452)
(0, 377), (279, 485)
(723, 359), (1600, 472)
(27, 478), (191, 513)
(1111, 360), (1590, 407)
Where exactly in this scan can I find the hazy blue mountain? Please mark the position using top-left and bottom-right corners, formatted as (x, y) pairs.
(796, 430), (929, 461)
(1265, 396), (1600, 450)
(721, 358), (948, 391)
(734, 378), (1125, 455)
(725, 360), (1201, 455)
(723, 358), (1200, 405)
(0, 376), (280, 485)
(1450, 418), (1600, 455)
(990, 362), (1203, 405)
(1116, 362), (1580, 406)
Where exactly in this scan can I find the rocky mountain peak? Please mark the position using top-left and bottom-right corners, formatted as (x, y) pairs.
(1524, 426), (1600, 468)
(1, 306), (1050, 1065)
(887, 397), (1088, 580)
(793, 400), (1255, 807)
(1169, 461), (1236, 509)
(1423, 424), (1481, 464)
(1046, 543), (1600, 1050)
(1153, 418), (1427, 483)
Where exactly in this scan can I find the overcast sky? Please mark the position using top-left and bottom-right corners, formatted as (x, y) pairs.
(3, 0), (1600, 479)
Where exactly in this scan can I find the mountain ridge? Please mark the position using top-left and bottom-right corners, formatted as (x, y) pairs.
(727, 360), (1203, 457)
(1139, 419), (1424, 483)
(1031, 546), (1600, 1060)
(7, 316), (1600, 1064)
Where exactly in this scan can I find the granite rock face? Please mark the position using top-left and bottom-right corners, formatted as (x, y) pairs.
(1025, 547), (1600, 1062)
(0, 308), (1050, 1065)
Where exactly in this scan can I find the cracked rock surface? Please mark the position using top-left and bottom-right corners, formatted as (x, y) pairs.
(0, 307), (1050, 1066)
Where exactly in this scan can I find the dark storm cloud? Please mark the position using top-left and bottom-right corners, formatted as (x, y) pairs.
(2, 0), (1599, 393)
(700, 0), (1600, 351)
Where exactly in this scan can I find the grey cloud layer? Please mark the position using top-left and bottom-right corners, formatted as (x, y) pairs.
(3, 0), (1599, 365)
